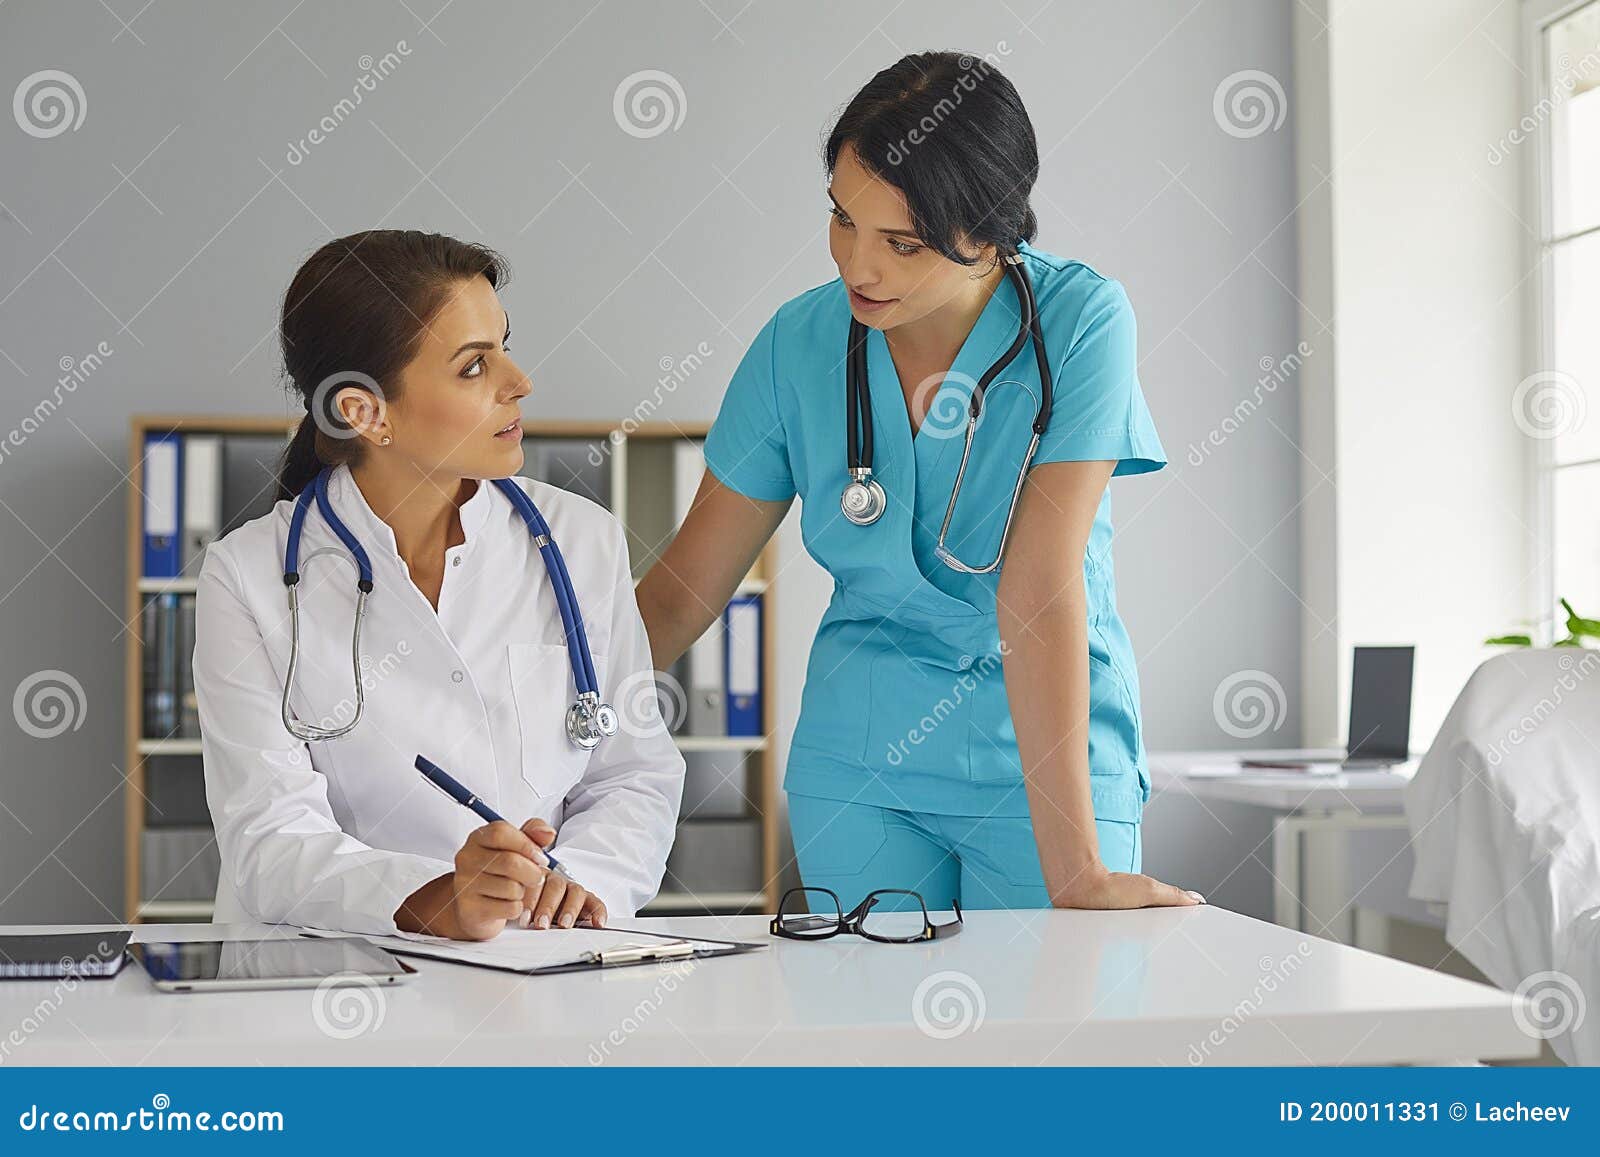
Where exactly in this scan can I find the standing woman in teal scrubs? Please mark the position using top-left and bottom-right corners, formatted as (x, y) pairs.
(637, 52), (1203, 913)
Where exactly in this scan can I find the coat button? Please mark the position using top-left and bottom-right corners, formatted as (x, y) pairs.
(451, 670), (464, 683)
(451, 556), (462, 567)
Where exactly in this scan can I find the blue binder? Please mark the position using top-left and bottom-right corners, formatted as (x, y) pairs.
(724, 594), (762, 736)
(141, 431), (183, 578)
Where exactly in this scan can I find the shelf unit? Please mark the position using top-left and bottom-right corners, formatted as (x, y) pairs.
(124, 415), (779, 923)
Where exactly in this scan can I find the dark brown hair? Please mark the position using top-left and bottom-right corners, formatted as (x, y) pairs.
(276, 229), (509, 500)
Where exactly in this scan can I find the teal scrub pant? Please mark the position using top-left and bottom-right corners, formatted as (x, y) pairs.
(787, 792), (1142, 912)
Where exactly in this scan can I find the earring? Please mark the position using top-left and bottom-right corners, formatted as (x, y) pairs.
(380, 435), (392, 445)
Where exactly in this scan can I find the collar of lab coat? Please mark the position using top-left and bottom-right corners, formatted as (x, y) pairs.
(324, 463), (497, 567)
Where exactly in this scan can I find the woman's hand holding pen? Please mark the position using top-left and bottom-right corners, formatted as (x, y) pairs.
(511, 818), (608, 932)
(399, 820), (607, 941)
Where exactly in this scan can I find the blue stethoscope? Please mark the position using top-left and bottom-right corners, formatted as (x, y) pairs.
(280, 466), (618, 749)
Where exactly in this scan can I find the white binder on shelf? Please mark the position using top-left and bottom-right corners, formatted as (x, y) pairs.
(181, 434), (222, 574)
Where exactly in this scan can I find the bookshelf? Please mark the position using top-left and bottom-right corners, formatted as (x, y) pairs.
(124, 415), (780, 923)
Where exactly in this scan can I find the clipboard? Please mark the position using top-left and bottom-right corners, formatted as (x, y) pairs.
(300, 925), (765, 977)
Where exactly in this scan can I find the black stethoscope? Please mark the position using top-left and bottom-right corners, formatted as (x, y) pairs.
(840, 252), (1053, 574)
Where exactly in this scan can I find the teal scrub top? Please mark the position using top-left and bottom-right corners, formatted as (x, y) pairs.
(703, 243), (1167, 822)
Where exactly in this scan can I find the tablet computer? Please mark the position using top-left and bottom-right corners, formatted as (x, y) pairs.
(129, 936), (415, 993)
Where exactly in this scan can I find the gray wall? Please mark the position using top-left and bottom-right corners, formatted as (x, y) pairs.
(0, 0), (1299, 922)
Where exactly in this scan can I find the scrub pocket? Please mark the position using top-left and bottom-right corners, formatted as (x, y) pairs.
(864, 648), (975, 775)
(508, 642), (599, 798)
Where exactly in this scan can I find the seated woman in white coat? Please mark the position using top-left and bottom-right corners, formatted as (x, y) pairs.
(194, 229), (684, 941)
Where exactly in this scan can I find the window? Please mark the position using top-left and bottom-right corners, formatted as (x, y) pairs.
(1533, 0), (1600, 629)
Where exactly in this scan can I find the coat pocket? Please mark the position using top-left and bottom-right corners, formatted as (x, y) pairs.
(508, 642), (601, 798)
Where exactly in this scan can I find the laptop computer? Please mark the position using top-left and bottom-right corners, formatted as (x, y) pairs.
(1238, 645), (1415, 771)
(1338, 645), (1415, 767)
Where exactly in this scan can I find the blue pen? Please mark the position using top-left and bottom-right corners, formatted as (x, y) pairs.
(413, 754), (566, 875)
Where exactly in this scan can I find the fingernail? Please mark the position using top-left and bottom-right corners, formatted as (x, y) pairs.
(536, 914), (550, 929)
(560, 914), (574, 928)
(1186, 891), (1206, 904)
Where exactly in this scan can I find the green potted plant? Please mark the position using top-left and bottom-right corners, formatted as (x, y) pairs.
(1486, 598), (1600, 648)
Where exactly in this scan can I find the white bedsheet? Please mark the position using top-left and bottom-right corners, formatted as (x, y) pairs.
(1405, 647), (1600, 1065)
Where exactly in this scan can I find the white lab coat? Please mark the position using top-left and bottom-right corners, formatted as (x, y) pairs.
(193, 464), (685, 936)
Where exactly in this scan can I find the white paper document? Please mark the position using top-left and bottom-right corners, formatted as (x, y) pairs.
(303, 925), (724, 973)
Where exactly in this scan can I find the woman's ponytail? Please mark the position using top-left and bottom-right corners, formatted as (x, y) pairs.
(276, 413), (323, 502)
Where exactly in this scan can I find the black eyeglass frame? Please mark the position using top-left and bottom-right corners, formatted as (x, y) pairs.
(770, 887), (964, 943)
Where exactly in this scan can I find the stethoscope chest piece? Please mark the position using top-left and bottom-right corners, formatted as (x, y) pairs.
(566, 693), (619, 750)
(840, 471), (886, 526)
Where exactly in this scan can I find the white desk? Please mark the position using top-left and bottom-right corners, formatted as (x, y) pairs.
(0, 909), (1536, 1066)
(1150, 749), (1415, 942)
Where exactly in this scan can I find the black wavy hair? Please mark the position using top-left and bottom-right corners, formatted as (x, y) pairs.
(823, 51), (1039, 265)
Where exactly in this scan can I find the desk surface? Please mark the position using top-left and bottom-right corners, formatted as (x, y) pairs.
(0, 908), (1535, 1066)
(1149, 748), (1415, 812)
